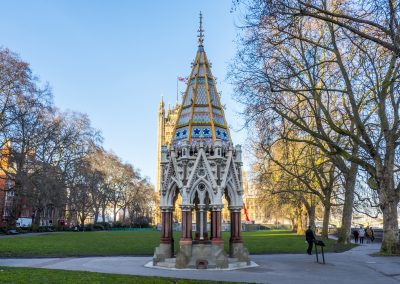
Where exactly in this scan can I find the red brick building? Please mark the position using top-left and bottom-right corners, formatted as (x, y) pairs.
(0, 142), (66, 227)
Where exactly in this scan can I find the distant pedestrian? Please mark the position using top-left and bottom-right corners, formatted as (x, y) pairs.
(370, 227), (375, 243)
(358, 227), (365, 244)
(366, 227), (374, 243)
(305, 226), (316, 255)
(353, 229), (359, 243)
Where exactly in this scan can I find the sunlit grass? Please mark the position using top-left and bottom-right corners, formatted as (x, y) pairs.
(0, 230), (354, 257)
(0, 266), (229, 283)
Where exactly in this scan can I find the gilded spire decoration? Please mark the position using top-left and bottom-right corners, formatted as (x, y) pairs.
(198, 12), (204, 47)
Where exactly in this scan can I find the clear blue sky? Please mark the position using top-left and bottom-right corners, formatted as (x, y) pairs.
(0, 0), (247, 184)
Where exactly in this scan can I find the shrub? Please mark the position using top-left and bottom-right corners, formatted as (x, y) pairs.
(31, 224), (39, 232)
(93, 224), (104, 231)
(112, 221), (124, 228)
(84, 224), (94, 231)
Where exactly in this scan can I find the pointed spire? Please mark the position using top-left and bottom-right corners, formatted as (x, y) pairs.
(159, 95), (164, 110)
(172, 16), (231, 147)
(198, 12), (204, 47)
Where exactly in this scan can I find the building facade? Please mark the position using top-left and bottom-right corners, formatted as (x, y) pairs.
(0, 142), (66, 227)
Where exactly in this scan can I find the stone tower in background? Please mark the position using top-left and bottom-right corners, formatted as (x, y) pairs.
(155, 99), (180, 224)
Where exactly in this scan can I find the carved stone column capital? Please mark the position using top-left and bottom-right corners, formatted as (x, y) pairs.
(229, 206), (242, 212)
(179, 204), (193, 211)
(210, 204), (224, 211)
(160, 206), (173, 212)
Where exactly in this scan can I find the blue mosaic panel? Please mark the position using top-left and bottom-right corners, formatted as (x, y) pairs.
(215, 127), (229, 140)
(212, 107), (222, 115)
(191, 137), (213, 145)
(199, 64), (205, 76)
(184, 86), (195, 106)
(192, 65), (198, 76)
(192, 127), (212, 138)
(192, 112), (210, 123)
(209, 86), (219, 107)
(175, 127), (188, 140)
(194, 106), (209, 112)
(197, 77), (206, 84)
(196, 85), (208, 104)
(213, 114), (225, 126)
(178, 108), (190, 125)
(199, 53), (205, 63)
(206, 66), (212, 76)
(181, 107), (191, 115)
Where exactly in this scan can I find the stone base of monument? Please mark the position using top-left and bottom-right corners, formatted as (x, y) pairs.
(229, 242), (251, 265)
(153, 243), (173, 265)
(152, 241), (254, 270)
(175, 242), (228, 269)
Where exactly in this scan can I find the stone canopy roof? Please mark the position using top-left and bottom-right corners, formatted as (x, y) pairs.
(172, 14), (231, 146)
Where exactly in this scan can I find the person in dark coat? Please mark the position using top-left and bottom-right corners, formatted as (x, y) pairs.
(353, 228), (359, 243)
(305, 226), (316, 255)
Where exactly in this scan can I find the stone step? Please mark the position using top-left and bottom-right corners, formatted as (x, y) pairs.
(157, 261), (176, 268)
(229, 261), (250, 269)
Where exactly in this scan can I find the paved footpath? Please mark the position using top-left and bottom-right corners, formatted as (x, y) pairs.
(0, 243), (399, 284)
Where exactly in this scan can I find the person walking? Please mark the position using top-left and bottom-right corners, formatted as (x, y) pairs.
(370, 227), (375, 243)
(353, 228), (359, 243)
(358, 226), (365, 244)
(305, 226), (316, 255)
(366, 226), (374, 243)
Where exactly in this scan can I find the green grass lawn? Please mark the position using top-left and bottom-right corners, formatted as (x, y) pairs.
(0, 230), (354, 257)
(0, 266), (227, 283)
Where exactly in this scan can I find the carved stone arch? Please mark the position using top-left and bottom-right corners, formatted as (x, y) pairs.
(165, 180), (180, 207)
(186, 149), (217, 190)
(226, 180), (239, 207)
(189, 177), (214, 204)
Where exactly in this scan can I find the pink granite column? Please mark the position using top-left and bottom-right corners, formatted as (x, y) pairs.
(160, 207), (173, 244)
(229, 207), (242, 244)
(211, 205), (223, 244)
(179, 205), (193, 245)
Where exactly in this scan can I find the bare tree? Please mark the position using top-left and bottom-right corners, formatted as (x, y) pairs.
(232, 0), (400, 253)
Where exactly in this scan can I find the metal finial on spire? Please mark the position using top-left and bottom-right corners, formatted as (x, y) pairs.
(198, 12), (204, 47)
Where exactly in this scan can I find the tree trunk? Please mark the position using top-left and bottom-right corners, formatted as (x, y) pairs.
(34, 208), (42, 226)
(290, 217), (296, 232)
(337, 163), (358, 244)
(307, 205), (316, 231)
(93, 207), (99, 223)
(80, 213), (86, 230)
(113, 205), (117, 223)
(296, 207), (305, 235)
(322, 203), (331, 239)
(380, 190), (400, 254)
(101, 206), (106, 223)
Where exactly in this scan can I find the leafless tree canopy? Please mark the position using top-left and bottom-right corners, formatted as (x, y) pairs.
(0, 48), (154, 229)
(231, 0), (400, 254)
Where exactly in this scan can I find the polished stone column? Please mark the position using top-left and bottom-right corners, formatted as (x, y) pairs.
(195, 205), (200, 240)
(211, 205), (223, 244)
(160, 207), (173, 244)
(209, 208), (214, 240)
(179, 205), (193, 245)
(198, 204), (205, 240)
(203, 206), (208, 240)
(229, 207), (242, 244)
